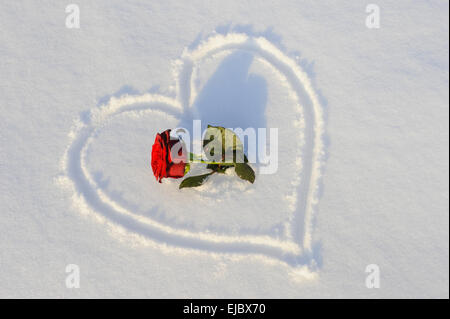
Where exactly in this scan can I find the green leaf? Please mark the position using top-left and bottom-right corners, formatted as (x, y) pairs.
(203, 125), (248, 164)
(232, 149), (248, 163)
(179, 172), (214, 189)
(234, 163), (255, 184)
(184, 162), (191, 175)
(207, 163), (234, 174)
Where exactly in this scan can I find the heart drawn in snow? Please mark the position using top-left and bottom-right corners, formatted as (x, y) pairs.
(59, 33), (325, 273)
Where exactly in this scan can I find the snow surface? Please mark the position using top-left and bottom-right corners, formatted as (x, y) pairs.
(0, 0), (448, 298)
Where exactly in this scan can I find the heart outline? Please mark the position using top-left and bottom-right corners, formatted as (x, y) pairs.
(58, 33), (325, 271)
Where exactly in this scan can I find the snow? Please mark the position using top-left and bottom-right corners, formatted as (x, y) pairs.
(0, 0), (448, 298)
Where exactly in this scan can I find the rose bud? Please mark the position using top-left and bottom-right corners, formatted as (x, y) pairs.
(151, 129), (187, 183)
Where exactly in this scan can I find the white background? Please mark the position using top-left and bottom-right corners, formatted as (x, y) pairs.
(0, 0), (448, 298)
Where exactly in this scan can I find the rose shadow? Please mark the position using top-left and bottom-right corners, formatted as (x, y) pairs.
(178, 50), (267, 158)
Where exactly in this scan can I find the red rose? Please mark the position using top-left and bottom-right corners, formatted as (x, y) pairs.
(151, 129), (187, 182)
